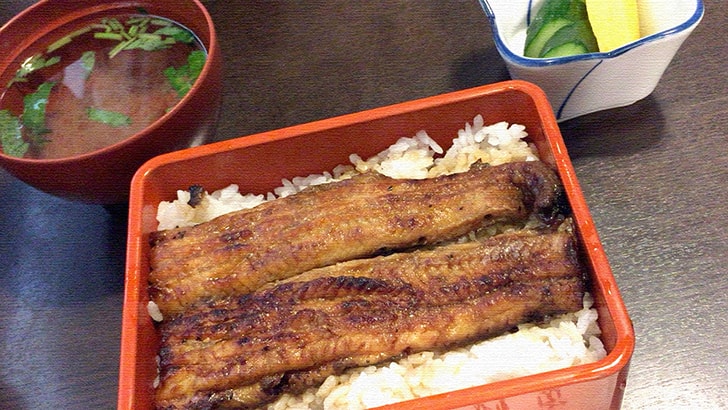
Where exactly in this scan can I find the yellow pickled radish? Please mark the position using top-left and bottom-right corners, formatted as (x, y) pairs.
(585, 0), (641, 52)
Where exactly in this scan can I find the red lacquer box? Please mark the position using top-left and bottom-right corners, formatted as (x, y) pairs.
(119, 80), (634, 409)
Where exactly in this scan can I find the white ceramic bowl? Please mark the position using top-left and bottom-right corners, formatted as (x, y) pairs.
(479, 0), (704, 121)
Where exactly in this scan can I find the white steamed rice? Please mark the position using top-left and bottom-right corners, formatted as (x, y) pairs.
(152, 115), (606, 409)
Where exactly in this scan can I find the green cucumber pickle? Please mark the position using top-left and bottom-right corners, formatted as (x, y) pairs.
(524, 0), (599, 58)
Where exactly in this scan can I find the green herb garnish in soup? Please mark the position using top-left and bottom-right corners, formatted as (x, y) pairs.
(22, 81), (55, 143)
(0, 13), (206, 159)
(87, 107), (132, 127)
(0, 110), (27, 158)
(164, 50), (207, 98)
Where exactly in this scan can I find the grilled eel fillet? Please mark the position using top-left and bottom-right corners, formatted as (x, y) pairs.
(155, 225), (585, 409)
(148, 160), (566, 316)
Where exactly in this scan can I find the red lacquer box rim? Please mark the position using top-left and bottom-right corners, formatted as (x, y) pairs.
(119, 80), (635, 409)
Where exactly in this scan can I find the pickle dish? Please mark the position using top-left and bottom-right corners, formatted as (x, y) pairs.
(479, 0), (704, 121)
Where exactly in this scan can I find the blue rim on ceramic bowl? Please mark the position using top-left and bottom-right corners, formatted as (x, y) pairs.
(479, 0), (705, 67)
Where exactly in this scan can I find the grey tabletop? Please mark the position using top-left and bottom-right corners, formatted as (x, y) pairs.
(1, 1), (726, 409)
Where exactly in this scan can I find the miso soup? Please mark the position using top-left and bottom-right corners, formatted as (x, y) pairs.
(0, 13), (206, 159)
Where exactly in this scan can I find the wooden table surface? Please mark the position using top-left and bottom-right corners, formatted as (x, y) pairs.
(1, 1), (726, 409)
